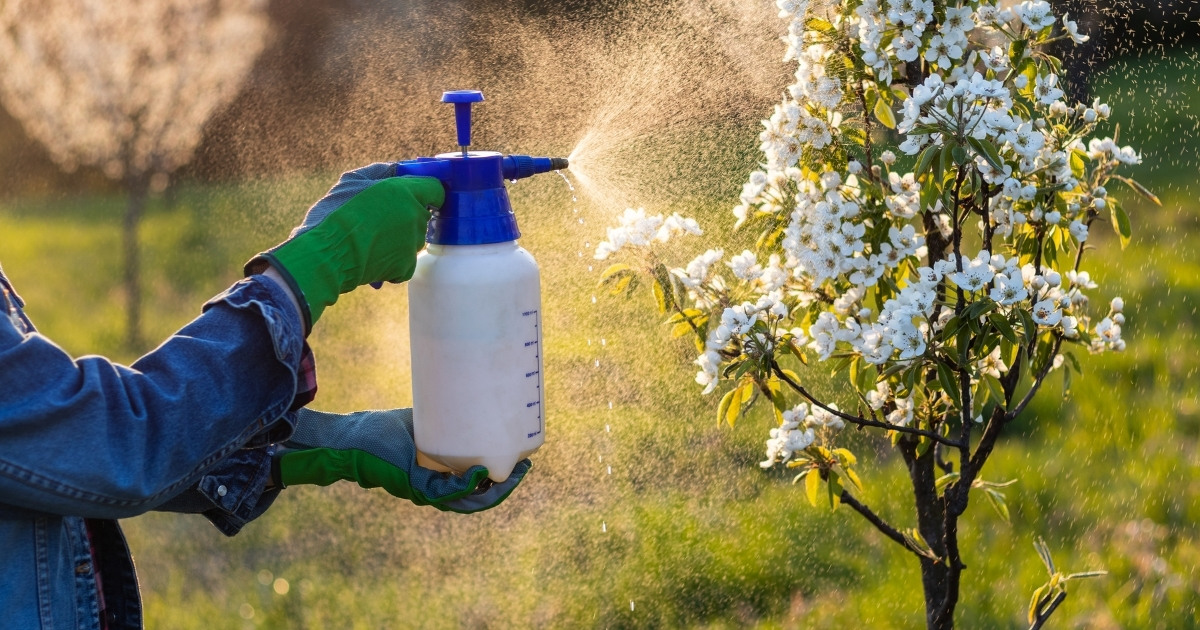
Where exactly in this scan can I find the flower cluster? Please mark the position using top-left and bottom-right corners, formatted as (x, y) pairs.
(594, 208), (702, 260)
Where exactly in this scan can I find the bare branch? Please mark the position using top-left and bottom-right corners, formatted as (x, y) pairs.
(840, 490), (930, 560)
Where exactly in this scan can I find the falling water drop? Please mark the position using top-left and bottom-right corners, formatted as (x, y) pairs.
(601, 338), (607, 346)
(578, 251), (583, 257)
(608, 401), (613, 409)
(630, 601), (635, 612)
(588, 265), (593, 271)
(602, 522), (607, 533)
(605, 424), (611, 432)
(591, 295), (597, 304)
(594, 359), (600, 367)
(607, 465), (612, 475)
(598, 454), (603, 462)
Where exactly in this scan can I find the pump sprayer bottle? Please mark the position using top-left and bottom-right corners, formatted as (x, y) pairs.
(395, 90), (567, 483)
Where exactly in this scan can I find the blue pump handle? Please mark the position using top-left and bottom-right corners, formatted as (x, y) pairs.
(441, 90), (484, 149)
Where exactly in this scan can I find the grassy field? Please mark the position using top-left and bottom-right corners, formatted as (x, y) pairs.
(1, 45), (1198, 628)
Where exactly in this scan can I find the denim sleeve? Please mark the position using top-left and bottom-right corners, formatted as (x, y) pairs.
(0, 275), (303, 520)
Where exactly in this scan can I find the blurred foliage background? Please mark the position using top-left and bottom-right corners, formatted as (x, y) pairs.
(1, 0), (1198, 627)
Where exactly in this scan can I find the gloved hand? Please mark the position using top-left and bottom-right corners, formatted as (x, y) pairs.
(273, 408), (532, 514)
(245, 163), (444, 332)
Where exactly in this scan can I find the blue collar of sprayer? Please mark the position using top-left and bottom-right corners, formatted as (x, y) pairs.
(394, 151), (519, 246)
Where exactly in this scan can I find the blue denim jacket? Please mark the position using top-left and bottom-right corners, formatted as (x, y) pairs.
(0, 263), (305, 629)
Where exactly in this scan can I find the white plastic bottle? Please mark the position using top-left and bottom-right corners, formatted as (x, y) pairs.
(408, 240), (545, 482)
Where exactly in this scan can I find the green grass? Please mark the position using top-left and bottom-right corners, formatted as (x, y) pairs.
(1, 44), (1199, 629)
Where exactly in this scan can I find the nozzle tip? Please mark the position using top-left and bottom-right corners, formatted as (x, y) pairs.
(550, 157), (569, 171)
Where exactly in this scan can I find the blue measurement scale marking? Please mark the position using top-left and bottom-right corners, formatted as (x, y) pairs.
(522, 309), (543, 438)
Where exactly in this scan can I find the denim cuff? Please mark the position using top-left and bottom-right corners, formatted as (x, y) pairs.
(158, 447), (281, 536)
(203, 276), (309, 444)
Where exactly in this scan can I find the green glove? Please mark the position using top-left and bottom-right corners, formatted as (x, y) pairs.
(245, 163), (444, 332)
(274, 408), (532, 514)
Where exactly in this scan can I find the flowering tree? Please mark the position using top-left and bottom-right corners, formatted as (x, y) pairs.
(595, 0), (1159, 626)
(0, 0), (269, 348)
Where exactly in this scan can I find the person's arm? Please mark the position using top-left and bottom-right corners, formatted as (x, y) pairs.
(0, 273), (305, 520)
(147, 266), (304, 536)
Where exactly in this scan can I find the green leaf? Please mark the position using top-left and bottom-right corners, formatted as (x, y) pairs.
(808, 16), (835, 33)
(805, 468), (822, 506)
(989, 312), (1019, 345)
(717, 388), (736, 427)
(609, 273), (634, 295)
(1029, 584), (1049, 624)
(966, 136), (1004, 171)
(1065, 571), (1108, 580)
(845, 468), (864, 493)
(984, 488), (1011, 522)
(829, 472), (843, 509)
(915, 144), (939, 176)
(935, 471), (961, 495)
(1070, 149), (1086, 179)
(833, 447), (858, 467)
(1110, 203), (1132, 249)
(651, 278), (668, 313)
(951, 145), (968, 166)
(874, 97), (897, 130)
(1116, 176), (1161, 206)
(598, 263), (632, 283)
(937, 361), (962, 407)
(724, 382), (753, 428)
(1034, 537), (1056, 574)
(1009, 39), (1028, 64)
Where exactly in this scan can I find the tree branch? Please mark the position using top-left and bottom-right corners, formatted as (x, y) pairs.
(840, 490), (930, 560)
(1005, 336), (1064, 421)
(771, 361), (964, 448)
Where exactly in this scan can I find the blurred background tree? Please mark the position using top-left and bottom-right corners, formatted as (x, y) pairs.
(0, 0), (269, 348)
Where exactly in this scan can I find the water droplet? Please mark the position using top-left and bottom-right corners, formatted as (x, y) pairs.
(601, 338), (607, 346)
(598, 454), (603, 462)
(585, 241), (591, 248)
(605, 424), (611, 432)
(630, 601), (635, 612)
(572, 196), (577, 202)
(608, 401), (613, 409)
(578, 251), (583, 257)
(591, 296), (597, 304)
(579, 218), (585, 224)
(588, 265), (593, 271)
(587, 338), (592, 345)
(602, 522), (607, 533)
(607, 465), (612, 475)
(594, 359), (600, 367)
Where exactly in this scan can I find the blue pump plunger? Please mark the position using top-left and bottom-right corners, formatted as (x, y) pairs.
(393, 90), (569, 246)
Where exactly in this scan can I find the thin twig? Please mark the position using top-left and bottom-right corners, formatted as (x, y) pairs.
(1005, 336), (1064, 421)
(771, 361), (964, 448)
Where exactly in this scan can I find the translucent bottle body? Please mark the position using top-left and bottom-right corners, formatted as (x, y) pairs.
(408, 241), (545, 482)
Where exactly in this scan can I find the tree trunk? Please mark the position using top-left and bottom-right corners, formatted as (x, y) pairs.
(901, 438), (955, 629)
(123, 174), (148, 351)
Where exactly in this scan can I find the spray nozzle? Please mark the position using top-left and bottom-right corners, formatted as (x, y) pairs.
(389, 90), (569, 246)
